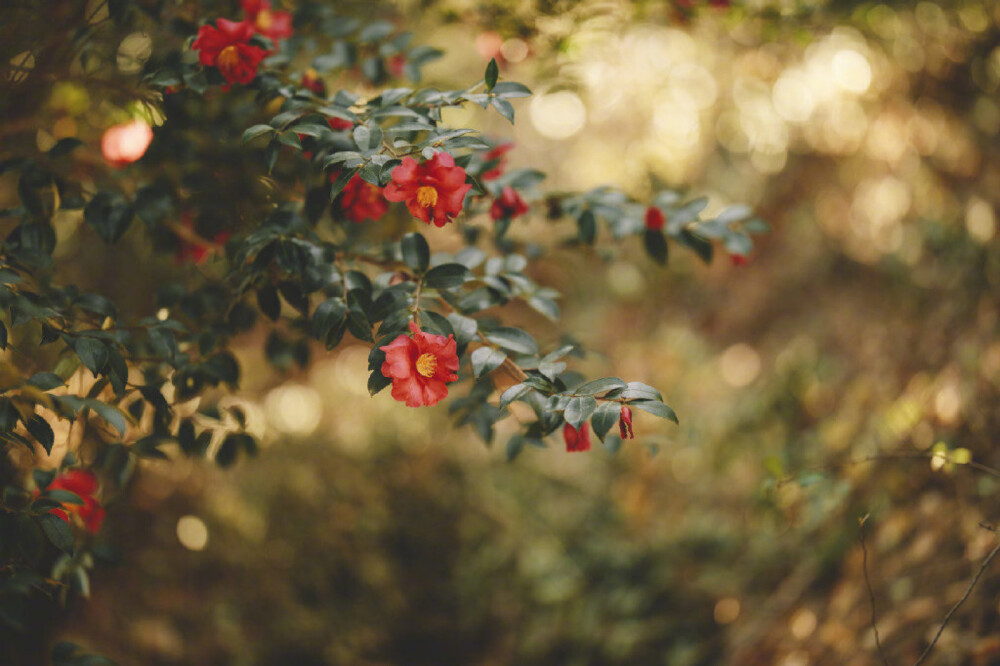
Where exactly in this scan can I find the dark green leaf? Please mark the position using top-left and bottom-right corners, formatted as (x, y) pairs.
(257, 284), (281, 321)
(311, 297), (347, 339)
(37, 513), (73, 554)
(499, 382), (530, 410)
(241, 124), (274, 143)
(644, 228), (668, 265)
(490, 97), (515, 123)
(573, 377), (627, 396)
(485, 327), (538, 355)
(471, 346), (506, 378)
(401, 232), (430, 272)
(86, 400), (127, 436)
(564, 396), (598, 428)
(590, 401), (622, 441)
(485, 58), (499, 91)
(578, 210), (596, 244)
(84, 192), (134, 244)
(631, 399), (679, 423)
(48, 138), (84, 159)
(73, 338), (108, 375)
(368, 369), (391, 396)
(27, 372), (64, 390)
(423, 263), (471, 289)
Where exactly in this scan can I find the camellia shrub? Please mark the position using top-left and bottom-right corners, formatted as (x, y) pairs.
(0, 0), (764, 661)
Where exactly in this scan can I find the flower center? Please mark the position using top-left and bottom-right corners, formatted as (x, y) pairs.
(415, 352), (438, 377)
(416, 186), (438, 208)
(256, 9), (274, 30)
(217, 45), (240, 70)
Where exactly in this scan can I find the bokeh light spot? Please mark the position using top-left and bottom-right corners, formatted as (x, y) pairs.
(530, 91), (586, 140)
(176, 515), (208, 551)
(265, 384), (323, 436)
(720, 343), (761, 387)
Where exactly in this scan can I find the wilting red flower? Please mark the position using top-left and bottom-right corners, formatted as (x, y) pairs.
(618, 405), (634, 439)
(490, 186), (529, 221)
(101, 120), (153, 167)
(480, 143), (513, 181)
(301, 68), (326, 96)
(241, 0), (293, 42)
(730, 254), (750, 266)
(645, 206), (665, 232)
(383, 152), (472, 227)
(191, 19), (267, 90)
(48, 469), (105, 535)
(380, 322), (459, 407)
(336, 174), (388, 223)
(564, 421), (592, 452)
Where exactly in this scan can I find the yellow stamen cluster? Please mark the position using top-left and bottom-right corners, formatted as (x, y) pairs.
(217, 45), (240, 70)
(256, 9), (274, 30)
(416, 186), (438, 208)
(415, 353), (438, 378)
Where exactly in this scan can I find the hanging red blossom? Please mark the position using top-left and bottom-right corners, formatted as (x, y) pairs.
(383, 152), (472, 227)
(645, 206), (665, 231)
(564, 421), (592, 452)
(489, 186), (529, 221)
(336, 174), (388, 223)
(47, 469), (105, 535)
(618, 405), (634, 439)
(379, 322), (459, 407)
(191, 19), (267, 90)
(480, 143), (513, 181)
(241, 0), (293, 42)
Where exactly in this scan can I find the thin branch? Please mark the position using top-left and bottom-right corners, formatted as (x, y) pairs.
(859, 515), (891, 666)
(913, 538), (1000, 666)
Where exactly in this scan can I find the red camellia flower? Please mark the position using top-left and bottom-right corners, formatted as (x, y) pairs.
(379, 322), (460, 407)
(490, 186), (529, 221)
(480, 143), (513, 181)
(241, 0), (293, 42)
(191, 18), (267, 90)
(48, 469), (105, 535)
(327, 116), (353, 131)
(301, 67), (326, 96)
(101, 119), (153, 167)
(645, 206), (665, 231)
(383, 152), (472, 227)
(336, 174), (388, 223)
(564, 421), (592, 452)
(619, 405), (634, 439)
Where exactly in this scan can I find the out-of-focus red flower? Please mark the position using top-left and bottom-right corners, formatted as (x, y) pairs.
(490, 186), (529, 221)
(564, 421), (592, 452)
(48, 469), (105, 535)
(101, 120), (153, 167)
(475, 31), (505, 65)
(387, 55), (407, 79)
(619, 405), (634, 439)
(301, 68), (326, 96)
(645, 206), (665, 231)
(327, 116), (353, 131)
(480, 143), (513, 181)
(379, 322), (459, 407)
(176, 213), (230, 264)
(730, 254), (750, 266)
(241, 0), (293, 42)
(383, 152), (472, 227)
(191, 19), (267, 90)
(336, 174), (388, 223)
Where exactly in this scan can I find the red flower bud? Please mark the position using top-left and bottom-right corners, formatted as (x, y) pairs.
(645, 206), (665, 232)
(480, 143), (513, 181)
(563, 421), (592, 452)
(618, 405), (634, 439)
(730, 254), (750, 266)
(301, 68), (326, 96)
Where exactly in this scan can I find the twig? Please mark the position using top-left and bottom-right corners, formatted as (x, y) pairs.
(913, 538), (1000, 666)
(859, 515), (891, 666)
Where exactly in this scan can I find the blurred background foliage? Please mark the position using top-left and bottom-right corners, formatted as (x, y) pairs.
(7, 0), (1000, 663)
